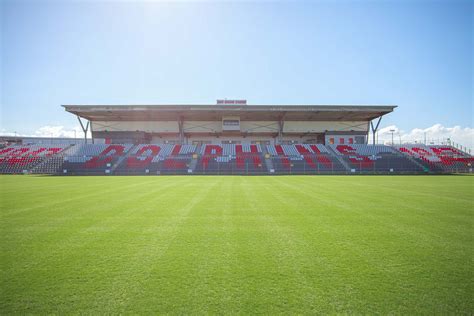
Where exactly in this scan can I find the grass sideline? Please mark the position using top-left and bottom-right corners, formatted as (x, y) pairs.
(1, 175), (473, 314)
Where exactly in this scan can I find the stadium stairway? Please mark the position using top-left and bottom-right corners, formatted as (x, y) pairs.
(1, 142), (472, 175)
(112, 144), (197, 175)
(187, 144), (201, 173)
(195, 144), (266, 174)
(110, 144), (138, 174)
(266, 144), (348, 174)
(393, 145), (441, 172)
(327, 146), (351, 172)
(28, 144), (74, 174)
(395, 148), (431, 173)
(329, 144), (425, 173)
(30, 155), (68, 174)
(260, 145), (274, 172)
(393, 145), (473, 173)
(61, 144), (134, 175)
(0, 144), (72, 174)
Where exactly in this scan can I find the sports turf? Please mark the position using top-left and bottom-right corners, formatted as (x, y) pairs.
(1, 175), (472, 314)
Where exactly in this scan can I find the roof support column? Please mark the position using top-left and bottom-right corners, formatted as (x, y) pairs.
(278, 118), (284, 144)
(77, 116), (90, 144)
(178, 116), (184, 144)
(370, 116), (382, 145)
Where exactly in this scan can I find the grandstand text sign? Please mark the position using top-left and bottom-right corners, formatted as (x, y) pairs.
(222, 116), (241, 131)
(217, 99), (247, 105)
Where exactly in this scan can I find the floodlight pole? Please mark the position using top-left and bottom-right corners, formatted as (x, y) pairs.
(390, 129), (395, 145)
(370, 116), (382, 145)
(77, 116), (90, 144)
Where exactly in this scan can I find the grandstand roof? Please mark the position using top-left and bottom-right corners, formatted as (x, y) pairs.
(62, 104), (396, 122)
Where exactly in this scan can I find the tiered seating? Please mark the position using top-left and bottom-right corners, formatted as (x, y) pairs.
(330, 144), (423, 173)
(394, 145), (473, 173)
(30, 156), (65, 174)
(2, 141), (470, 175)
(0, 144), (70, 174)
(195, 144), (265, 174)
(62, 144), (132, 174)
(114, 144), (196, 174)
(267, 144), (346, 174)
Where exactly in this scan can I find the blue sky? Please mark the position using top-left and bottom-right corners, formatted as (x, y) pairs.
(1, 0), (472, 146)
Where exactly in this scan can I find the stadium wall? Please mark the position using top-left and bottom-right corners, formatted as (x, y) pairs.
(93, 121), (179, 133)
(93, 120), (368, 134)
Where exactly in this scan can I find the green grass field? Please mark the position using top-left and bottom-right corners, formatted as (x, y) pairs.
(1, 175), (472, 314)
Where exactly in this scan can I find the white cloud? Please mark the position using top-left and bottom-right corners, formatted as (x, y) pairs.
(0, 126), (90, 138)
(33, 125), (84, 138)
(371, 124), (474, 151)
(1, 124), (473, 152)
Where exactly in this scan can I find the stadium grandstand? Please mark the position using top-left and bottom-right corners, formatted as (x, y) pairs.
(1, 100), (472, 175)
